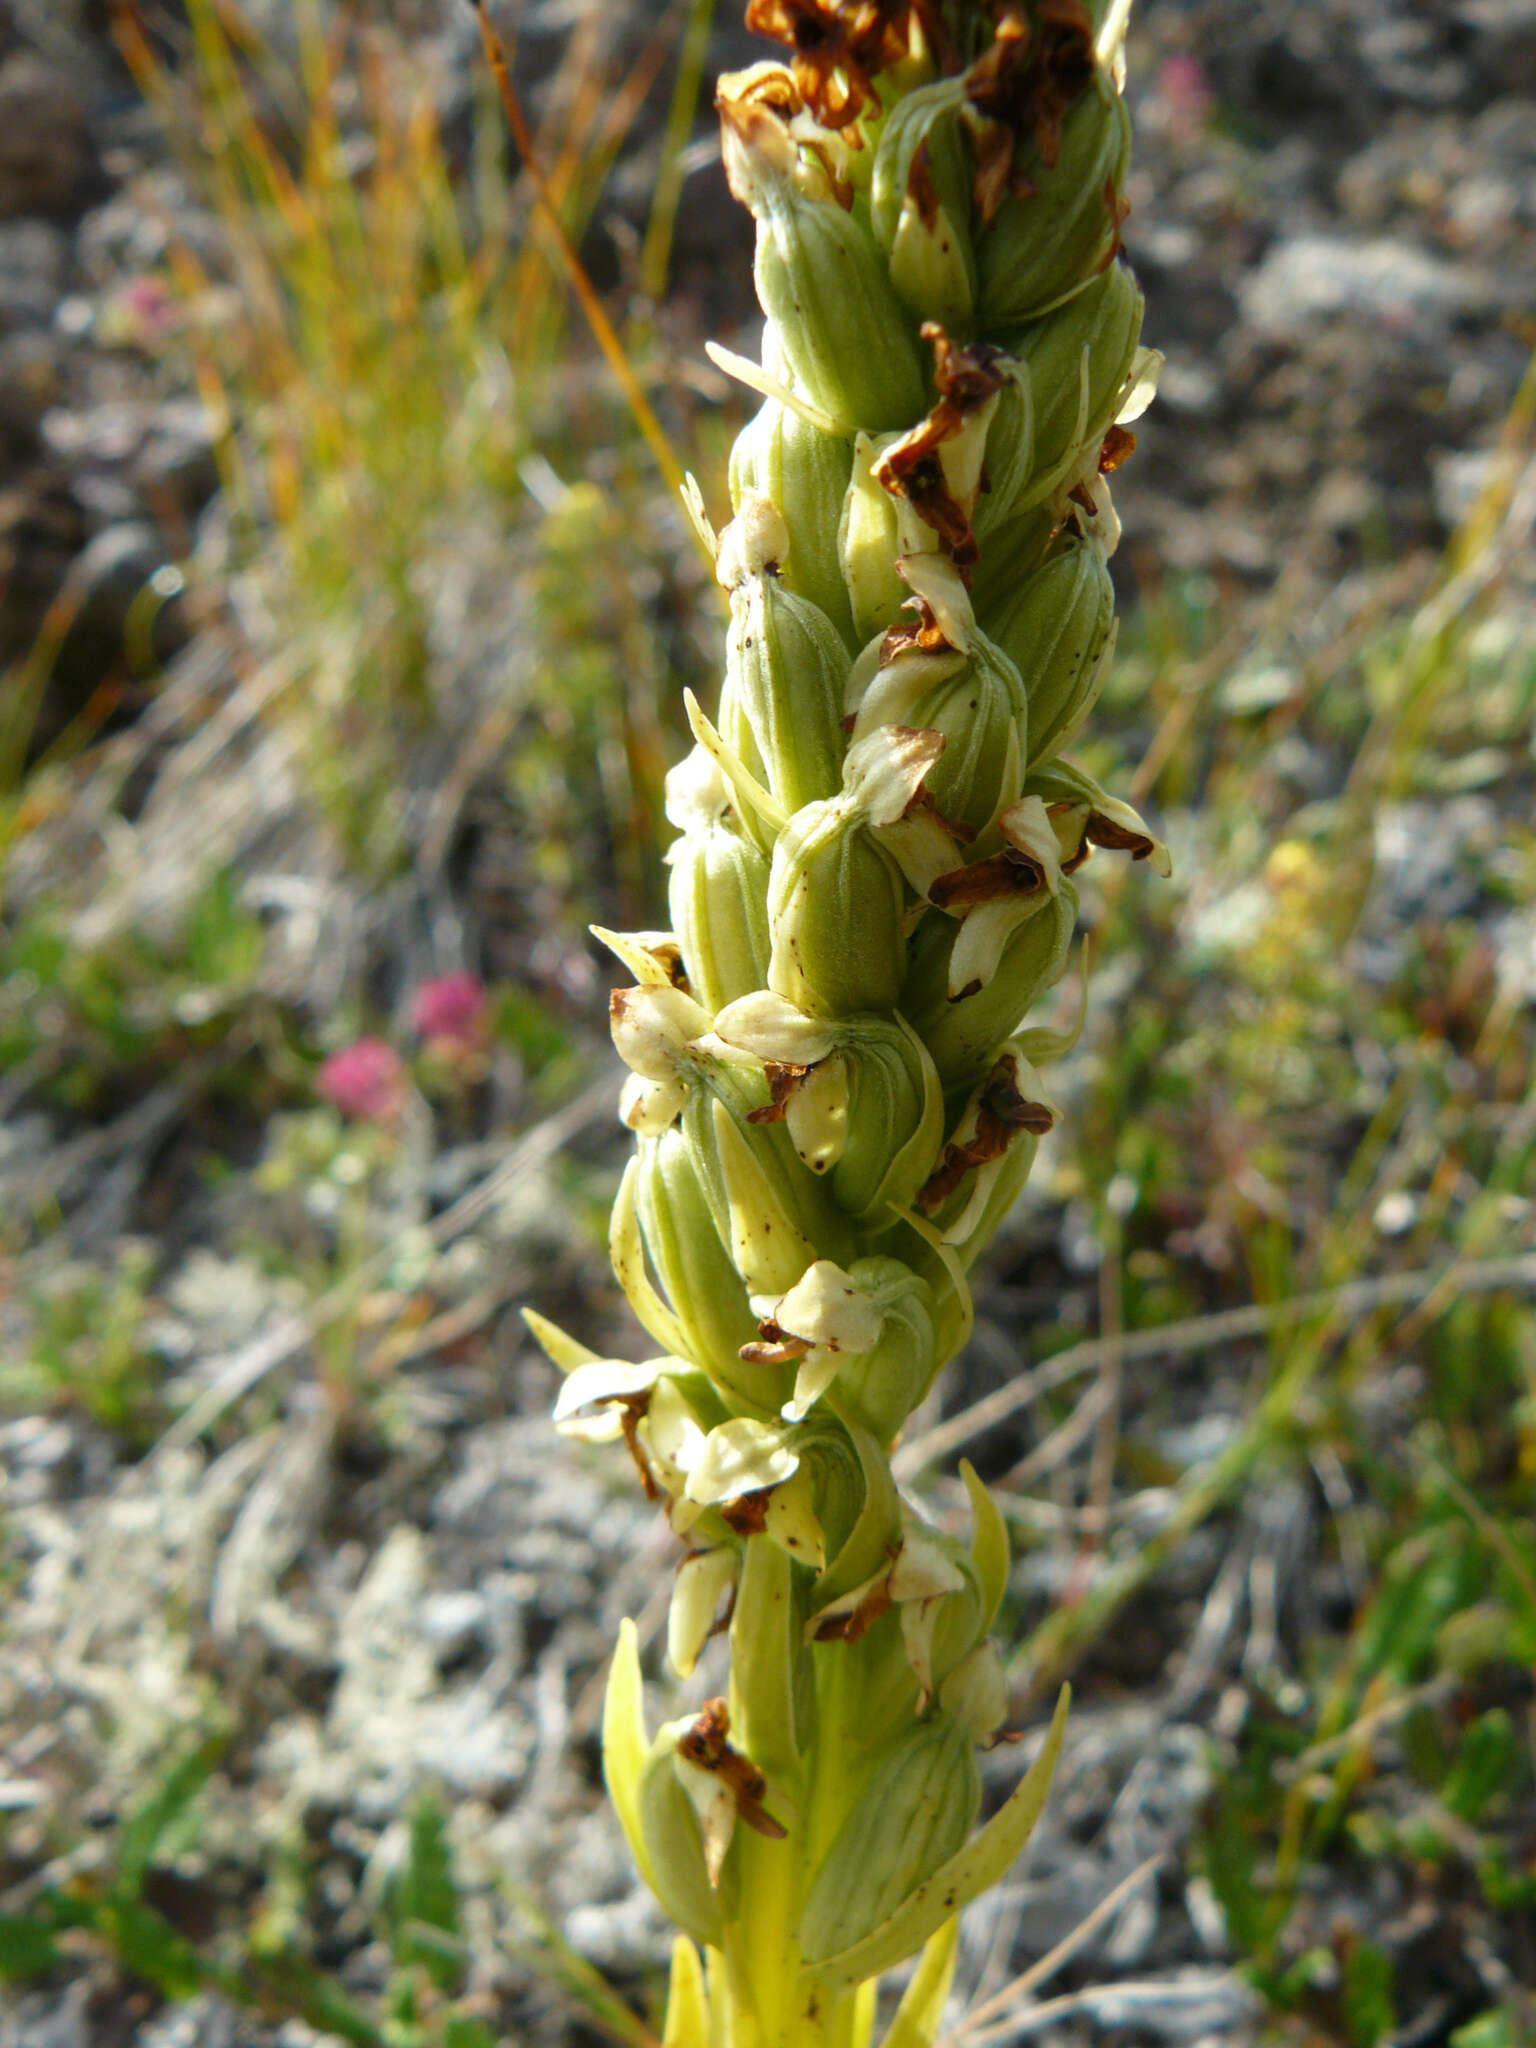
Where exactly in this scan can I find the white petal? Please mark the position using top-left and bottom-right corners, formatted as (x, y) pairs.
(610, 984), (713, 1081)
(620, 1070), (688, 1135)
(842, 724), (945, 828)
(684, 1418), (798, 1505)
(668, 1549), (739, 1679)
(897, 552), (974, 653)
(998, 796), (1063, 894)
(552, 1357), (663, 1427)
(712, 991), (837, 1065)
(772, 1259), (883, 1354)
(780, 1346), (844, 1423)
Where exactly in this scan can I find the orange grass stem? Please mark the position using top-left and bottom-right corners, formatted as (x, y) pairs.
(467, 0), (708, 562)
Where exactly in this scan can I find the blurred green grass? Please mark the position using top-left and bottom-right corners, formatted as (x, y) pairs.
(1, 3), (1534, 2044)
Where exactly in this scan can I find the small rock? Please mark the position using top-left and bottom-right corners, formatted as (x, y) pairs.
(1239, 233), (1485, 339)
(0, 217), (69, 329)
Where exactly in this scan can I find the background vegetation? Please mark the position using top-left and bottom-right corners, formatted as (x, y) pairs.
(1, 3), (1533, 2045)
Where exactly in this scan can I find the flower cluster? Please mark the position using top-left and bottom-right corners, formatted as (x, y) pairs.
(530, 6), (1164, 2041)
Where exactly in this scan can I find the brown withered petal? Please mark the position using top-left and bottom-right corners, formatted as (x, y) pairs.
(880, 599), (957, 662)
(928, 844), (1046, 910)
(745, 0), (925, 129)
(984, 1050), (1056, 1133)
(719, 1489), (774, 1536)
(676, 1697), (788, 1838)
(739, 1320), (813, 1364)
(1087, 812), (1158, 859)
(964, 0), (1097, 209)
(617, 1397), (663, 1502)
(873, 325), (1010, 566)
(916, 1052), (1053, 1208)
(812, 1576), (894, 1642)
(744, 1061), (809, 1125)
(1098, 423), (1137, 473)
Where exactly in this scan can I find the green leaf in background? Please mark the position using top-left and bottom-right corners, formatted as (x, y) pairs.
(1443, 1710), (1519, 1825)
(387, 1795), (465, 1993)
(0, 1912), (63, 1979)
(1340, 1937), (1396, 2048)
(115, 1734), (226, 1898)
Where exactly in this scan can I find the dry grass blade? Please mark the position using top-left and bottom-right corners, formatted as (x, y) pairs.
(894, 1250), (1536, 1479)
(466, 0), (706, 556)
(941, 1853), (1167, 2047)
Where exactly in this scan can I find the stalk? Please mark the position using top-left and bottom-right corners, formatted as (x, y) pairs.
(530, 6), (1166, 2043)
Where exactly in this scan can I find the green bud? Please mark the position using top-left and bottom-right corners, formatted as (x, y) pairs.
(803, 1415), (903, 1620)
(903, 879), (1079, 1087)
(719, 550), (850, 813)
(798, 1717), (979, 1965)
(1006, 259), (1144, 506)
(767, 799), (908, 1020)
(719, 68), (927, 432)
(665, 747), (773, 1013)
(830, 1013), (945, 1226)
(938, 1641), (1009, 1745)
(990, 532), (1115, 771)
(967, 502), (1058, 623)
(839, 431), (919, 645)
(637, 1723), (734, 1944)
(869, 79), (976, 329)
(633, 1128), (785, 1414)
(826, 1257), (940, 1445)
(974, 77), (1131, 329)
(852, 633), (1027, 838)
(730, 399), (858, 648)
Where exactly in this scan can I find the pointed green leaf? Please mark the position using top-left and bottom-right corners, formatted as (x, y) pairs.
(115, 1734), (225, 1898)
(662, 1937), (710, 2048)
(603, 1620), (656, 1895)
(960, 1460), (1009, 1636)
(522, 1307), (600, 1374)
(804, 1687), (1070, 1991)
(880, 1917), (959, 2048)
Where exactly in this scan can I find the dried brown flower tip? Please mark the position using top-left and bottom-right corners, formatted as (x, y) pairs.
(965, 0), (1098, 218)
(745, 0), (925, 128)
(874, 323), (1011, 565)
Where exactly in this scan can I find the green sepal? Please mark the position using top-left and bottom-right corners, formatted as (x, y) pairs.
(602, 1620), (656, 1899)
(720, 573), (850, 813)
(754, 194), (928, 432)
(808, 1418), (903, 1615)
(668, 817), (773, 1015)
(730, 400), (858, 648)
(960, 1459), (1010, 1637)
(768, 800), (909, 1020)
(801, 1686), (1071, 1990)
(990, 533), (1115, 772)
(828, 1259), (939, 1447)
(730, 1535), (805, 1792)
(853, 633), (1027, 838)
(632, 1130), (778, 1413)
(638, 1730), (732, 1948)
(903, 880), (1079, 1088)
(869, 78), (977, 329)
(831, 1014), (945, 1227)
(975, 78), (1131, 328)
(798, 1718), (980, 1965)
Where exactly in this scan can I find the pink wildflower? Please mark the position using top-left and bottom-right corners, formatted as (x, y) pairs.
(410, 972), (490, 1051)
(316, 1037), (407, 1122)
